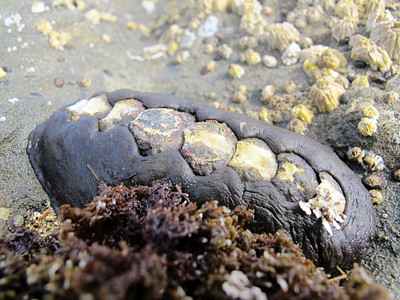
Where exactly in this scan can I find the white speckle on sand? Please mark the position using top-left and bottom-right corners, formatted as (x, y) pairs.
(8, 97), (19, 104)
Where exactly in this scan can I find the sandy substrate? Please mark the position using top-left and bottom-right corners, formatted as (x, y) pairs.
(0, 0), (399, 298)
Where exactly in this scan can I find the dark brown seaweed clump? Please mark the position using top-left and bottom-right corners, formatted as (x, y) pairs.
(0, 183), (391, 300)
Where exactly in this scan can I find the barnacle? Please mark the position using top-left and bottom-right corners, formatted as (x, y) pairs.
(363, 105), (379, 120)
(334, 0), (359, 19)
(365, 0), (385, 15)
(281, 42), (301, 66)
(370, 21), (400, 62)
(366, 9), (395, 32)
(358, 117), (378, 136)
(264, 22), (300, 52)
(291, 104), (314, 124)
(299, 179), (346, 236)
(229, 63), (245, 78)
(331, 17), (358, 42)
(349, 34), (392, 72)
(309, 76), (346, 112)
(239, 0), (266, 35)
(318, 48), (347, 72)
(240, 48), (261, 65)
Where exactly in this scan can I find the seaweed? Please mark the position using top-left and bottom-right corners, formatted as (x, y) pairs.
(0, 183), (391, 300)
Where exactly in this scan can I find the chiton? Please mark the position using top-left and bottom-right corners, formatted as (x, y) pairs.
(27, 89), (375, 270)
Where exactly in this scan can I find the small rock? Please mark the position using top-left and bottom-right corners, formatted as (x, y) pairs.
(363, 173), (387, 189)
(54, 78), (64, 87)
(369, 189), (383, 205)
(262, 55), (278, 68)
(198, 15), (218, 37)
(393, 169), (400, 181)
(281, 42), (301, 66)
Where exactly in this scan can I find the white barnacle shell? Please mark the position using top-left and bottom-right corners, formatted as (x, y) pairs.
(264, 22), (300, 52)
(366, 9), (395, 32)
(349, 34), (392, 72)
(331, 17), (358, 42)
(281, 42), (301, 66)
(370, 21), (400, 62)
(299, 179), (347, 236)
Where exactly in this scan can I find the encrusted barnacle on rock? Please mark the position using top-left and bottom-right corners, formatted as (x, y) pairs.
(309, 76), (346, 112)
(349, 34), (392, 72)
(331, 17), (358, 42)
(299, 179), (346, 236)
(264, 22), (300, 52)
(370, 21), (400, 62)
(334, 0), (359, 19)
(27, 89), (375, 271)
(291, 104), (314, 124)
(318, 48), (347, 72)
(358, 117), (378, 136)
(366, 9), (396, 32)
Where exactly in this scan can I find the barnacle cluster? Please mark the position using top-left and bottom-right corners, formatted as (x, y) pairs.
(35, 19), (71, 50)
(299, 179), (346, 236)
(309, 76), (346, 112)
(0, 183), (391, 299)
(347, 147), (385, 172)
(349, 35), (392, 72)
(358, 105), (380, 136)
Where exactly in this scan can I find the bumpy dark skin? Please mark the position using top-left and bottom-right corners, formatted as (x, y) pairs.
(27, 89), (375, 271)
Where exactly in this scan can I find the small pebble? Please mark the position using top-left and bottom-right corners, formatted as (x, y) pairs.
(262, 54), (278, 68)
(102, 33), (112, 43)
(340, 92), (351, 104)
(363, 173), (387, 189)
(174, 50), (190, 64)
(8, 214), (24, 227)
(393, 169), (400, 181)
(8, 97), (19, 104)
(353, 60), (367, 68)
(81, 77), (92, 88)
(0, 116), (6, 122)
(0, 207), (10, 220)
(369, 189), (383, 205)
(261, 85), (275, 104)
(54, 78), (64, 87)
(31, 1), (49, 13)
(201, 60), (218, 75)
(198, 15), (218, 37)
